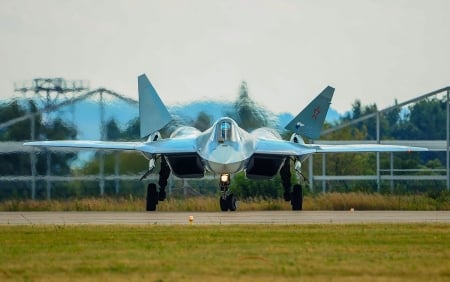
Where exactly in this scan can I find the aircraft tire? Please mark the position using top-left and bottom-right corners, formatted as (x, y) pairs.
(146, 183), (158, 211)
(228, 194), (237, 211)
(291, 184), (303, 211)
(158, 189), (166, 201)
(220, 197), (229, 211)
(219, 194), (237, 211)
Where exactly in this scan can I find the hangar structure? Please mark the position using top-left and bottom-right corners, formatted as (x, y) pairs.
(0, 78), (449, 199)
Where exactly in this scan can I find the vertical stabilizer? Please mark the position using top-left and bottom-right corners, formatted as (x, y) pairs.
(285, 86), (334, 140)
(138, 74), (172, 138)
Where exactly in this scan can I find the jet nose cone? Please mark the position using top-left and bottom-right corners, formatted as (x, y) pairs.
(206, 144), (246, 174)
(209, 145), (240, 164)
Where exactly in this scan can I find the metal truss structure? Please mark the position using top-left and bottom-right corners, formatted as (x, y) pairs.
(1, 78), (139, 199)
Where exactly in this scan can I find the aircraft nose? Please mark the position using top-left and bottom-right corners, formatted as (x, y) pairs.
(209, 145), (242, 164)
(205, 144), (246, 174)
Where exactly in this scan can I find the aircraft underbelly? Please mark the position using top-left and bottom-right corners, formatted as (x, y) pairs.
(203, 144), (247, 174)
(206, 160), (245, 174)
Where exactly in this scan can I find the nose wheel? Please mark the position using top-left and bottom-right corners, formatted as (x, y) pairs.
(220, 194), (237, 211)
(219, 173), (237, 211)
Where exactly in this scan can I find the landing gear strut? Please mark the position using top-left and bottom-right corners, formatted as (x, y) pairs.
(158, 157), (170, 201)
(219, 173), (237, 211)
(280, 159), (292, 202)
(145, 156), (172, 211)
(280, 158), (304, 211)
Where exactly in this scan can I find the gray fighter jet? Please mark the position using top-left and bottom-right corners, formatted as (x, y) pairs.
(24, 74), (427, 211)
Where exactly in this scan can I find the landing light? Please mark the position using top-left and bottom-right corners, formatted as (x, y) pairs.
(220, 173), (230, 183)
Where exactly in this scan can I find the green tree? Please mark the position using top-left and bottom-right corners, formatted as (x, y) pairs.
(123, 118), (140, 139)
(230, 172), (283, 199)
(0, 100), (36, 141)
(396, 98), (446, 140)
(231, 81), (272, 131)
(317, 123), (378, 191)
(193, 111), (212, 131)
(0, 100), (77, 199)
(342, 100), (378, 139)
(105, 119), (123, 140)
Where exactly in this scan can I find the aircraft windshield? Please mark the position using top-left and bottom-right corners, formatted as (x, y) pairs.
(219, 121), (232, 142)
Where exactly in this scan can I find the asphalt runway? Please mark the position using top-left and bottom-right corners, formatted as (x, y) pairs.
(1, 211), (450, 225)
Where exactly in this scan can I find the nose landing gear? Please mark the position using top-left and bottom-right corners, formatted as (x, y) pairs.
(219, 173), (237, 211)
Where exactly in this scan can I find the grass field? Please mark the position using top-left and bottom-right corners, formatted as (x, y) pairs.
(1, 224), (449, 281)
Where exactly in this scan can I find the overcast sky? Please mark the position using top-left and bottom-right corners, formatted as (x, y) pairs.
(1, 0), (449, 114)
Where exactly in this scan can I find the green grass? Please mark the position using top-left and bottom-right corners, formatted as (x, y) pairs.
(0, 224), (449, 281)
(1, 192), (449, 211)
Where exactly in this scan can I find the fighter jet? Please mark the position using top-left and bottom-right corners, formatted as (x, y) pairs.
(24, 74), (427, 211)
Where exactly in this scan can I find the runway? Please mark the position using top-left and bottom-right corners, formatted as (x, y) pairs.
(1, 211), (450, 225)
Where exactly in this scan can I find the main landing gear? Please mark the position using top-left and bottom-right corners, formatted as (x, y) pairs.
(219, 173), (237, 211)
(145, 157), (171, 211)
(280, 158), (304, 211)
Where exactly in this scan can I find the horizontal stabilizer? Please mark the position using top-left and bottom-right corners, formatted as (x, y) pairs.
(285, 86), (334, 140)
(138, 74), (172, 138)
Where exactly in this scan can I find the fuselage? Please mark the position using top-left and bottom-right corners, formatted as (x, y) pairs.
(162, 117), (287, 178)
(197, 117), (255, 174)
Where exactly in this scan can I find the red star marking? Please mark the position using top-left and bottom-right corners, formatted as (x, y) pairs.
(312, 106), (320, 120)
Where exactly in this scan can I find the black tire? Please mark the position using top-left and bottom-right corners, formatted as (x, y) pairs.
(220, 197), (229, 211)
(146, 183), (158, 211)
(158, 189), (166, 201)
(219, 194), (237, 211)
(291, 184), (303, 211)
(228, 194), (237, 211)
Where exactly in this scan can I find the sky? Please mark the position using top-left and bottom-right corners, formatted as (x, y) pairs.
(1, 0), (449, 115)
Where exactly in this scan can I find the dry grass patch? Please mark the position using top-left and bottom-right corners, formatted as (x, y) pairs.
(0, 192), (448, 211)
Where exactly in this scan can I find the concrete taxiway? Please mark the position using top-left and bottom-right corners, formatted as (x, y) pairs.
(1, 211), (450, 225)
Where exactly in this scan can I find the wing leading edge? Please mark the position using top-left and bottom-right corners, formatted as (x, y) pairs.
(24, 140), (140, 151)
(311, 143), (428, 153)
(254, 139), (316, 156)
(24, 137), (199, 155)
(253, 139), (427, 157)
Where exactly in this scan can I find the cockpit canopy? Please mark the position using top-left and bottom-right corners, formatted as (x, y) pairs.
(218, 121), (231, 142)
(214, 118), (240, 143)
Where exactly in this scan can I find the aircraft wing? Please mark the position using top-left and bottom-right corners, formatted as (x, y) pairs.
(136, 138), (198, 154)
(24, 138), (198, 154)
(311, 144), (428, 153)
(253, 139), (427, 157)
(254, 139), (316, 156)
(24, 140), (141, 150)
